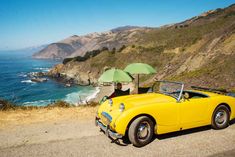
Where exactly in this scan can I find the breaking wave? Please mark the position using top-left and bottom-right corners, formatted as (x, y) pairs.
(22, 100), (54, 106)
(33, 67), (50, 72)
(18, 72), (27, 78)
(63, 87), (100, 106)
(21, 80), (35, 84)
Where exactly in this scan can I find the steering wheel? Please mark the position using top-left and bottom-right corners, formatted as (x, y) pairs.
(183, 92), (190, 99)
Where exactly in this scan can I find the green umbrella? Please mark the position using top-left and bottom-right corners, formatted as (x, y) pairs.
(124, 63), (156, 91)
(98, 68), (133, 83)
(124, 63), (156, 75)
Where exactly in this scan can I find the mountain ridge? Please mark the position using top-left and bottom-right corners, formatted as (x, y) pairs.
(46, 4), (235, 90)
(33, 4), (235, 60)
(33, 26), (150, 59)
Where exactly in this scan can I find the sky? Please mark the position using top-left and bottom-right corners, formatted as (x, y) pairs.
(0, 0), (234, 50)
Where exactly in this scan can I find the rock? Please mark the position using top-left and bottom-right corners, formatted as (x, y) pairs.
(31, 78), (48, 83)
(65, 83), (71, 87)
(28, 72), (46, 77)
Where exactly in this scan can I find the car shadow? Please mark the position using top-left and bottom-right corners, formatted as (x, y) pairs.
(113, 119), (235, 147)
(112, 126), (211, 147)
(155, 125), (211, 140)
(230, 118), (235, 125)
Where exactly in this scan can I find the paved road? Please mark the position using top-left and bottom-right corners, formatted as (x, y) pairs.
(0, 119), (235, 157)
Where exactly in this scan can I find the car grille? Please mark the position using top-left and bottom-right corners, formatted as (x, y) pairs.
(101, 112), (112, 126)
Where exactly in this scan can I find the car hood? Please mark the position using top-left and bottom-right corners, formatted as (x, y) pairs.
(112, 93), (176, 108)
(97, 93), (176, 129)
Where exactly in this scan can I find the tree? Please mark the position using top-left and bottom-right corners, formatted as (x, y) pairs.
(111, 47), (116, 54)
(101, 47), (109, 51)
(118, 45), (126, 52)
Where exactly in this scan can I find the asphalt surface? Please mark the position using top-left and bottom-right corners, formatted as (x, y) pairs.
(0, 119), (235, 157)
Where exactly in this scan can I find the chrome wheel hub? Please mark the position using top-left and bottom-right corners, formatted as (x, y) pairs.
(137, 122), (150, 139)
(215, 110), (227, 125)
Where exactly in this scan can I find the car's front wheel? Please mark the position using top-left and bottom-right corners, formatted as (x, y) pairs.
(128, 116), (154, 147)
(212, 105), (230, 129)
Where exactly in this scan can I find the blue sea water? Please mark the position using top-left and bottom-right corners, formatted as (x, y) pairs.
(0, 51), (98, 106)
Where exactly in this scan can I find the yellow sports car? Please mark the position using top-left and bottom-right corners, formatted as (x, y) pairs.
(95, 81), (235, 147)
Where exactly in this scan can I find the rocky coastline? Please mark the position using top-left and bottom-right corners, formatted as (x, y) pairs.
(28, 63), (96, 87)
(47, 66), (95, 87)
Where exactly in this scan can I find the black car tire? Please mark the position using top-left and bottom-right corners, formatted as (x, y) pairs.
(128, 116), (154, 147)
(211, 105), (230, 129)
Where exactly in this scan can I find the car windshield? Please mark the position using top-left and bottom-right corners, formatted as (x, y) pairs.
(152, 81), (184, 101)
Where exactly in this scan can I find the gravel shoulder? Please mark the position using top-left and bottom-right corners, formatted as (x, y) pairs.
(0, 108), (235, 157)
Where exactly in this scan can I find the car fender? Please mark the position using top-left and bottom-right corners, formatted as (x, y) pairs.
(114, 107), (155, 136)
(208, 96), (235, 121)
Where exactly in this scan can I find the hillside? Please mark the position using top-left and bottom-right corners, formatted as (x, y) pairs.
(33, 27), (149, 60)
(48, 4), (235, 90)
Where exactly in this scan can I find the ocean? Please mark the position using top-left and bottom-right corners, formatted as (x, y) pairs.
(0, 51), (98, 106)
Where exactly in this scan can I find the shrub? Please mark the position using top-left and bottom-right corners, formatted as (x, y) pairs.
(118, 45), (126, 52)
(0, 99), (16, 111)
(63, 58), (73, 64)
(48, 100), (73, 108)
(63, 49), (103, 64)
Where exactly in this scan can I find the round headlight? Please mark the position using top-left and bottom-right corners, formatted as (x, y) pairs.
(109, 99), (113, 106)
(119, 103), (125, 112)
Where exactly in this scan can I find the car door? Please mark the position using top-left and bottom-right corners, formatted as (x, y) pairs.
(179, 97), (209, 129)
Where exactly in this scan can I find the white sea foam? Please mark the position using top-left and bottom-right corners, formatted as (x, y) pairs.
(63, 91), (82, 105)
(21, 80), (35, 83)
(85, 87), (100, 102)
(63, 87), (100, 106)
(22, 100), (53, 106)
(18, 73), (27, 77)
(34, 67), (50, 72)
(21, 87), (100, 107)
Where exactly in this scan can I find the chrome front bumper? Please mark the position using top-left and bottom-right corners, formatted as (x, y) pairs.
(95, 117), (123, 139)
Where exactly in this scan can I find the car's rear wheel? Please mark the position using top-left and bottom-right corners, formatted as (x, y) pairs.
(128, 116), (154, 147)
(212, 105), (230, 129)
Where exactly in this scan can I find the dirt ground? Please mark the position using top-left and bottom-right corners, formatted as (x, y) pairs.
(0, 107), (235, 157)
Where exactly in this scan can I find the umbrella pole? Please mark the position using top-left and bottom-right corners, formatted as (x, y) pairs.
(137, 74), (139, 94)
(113, 82), (116, 91)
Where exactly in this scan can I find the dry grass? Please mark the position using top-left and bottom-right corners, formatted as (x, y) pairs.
(0, 99), (99, 128)
(0, 99), (99, 111)
(0, 104), (98, 129)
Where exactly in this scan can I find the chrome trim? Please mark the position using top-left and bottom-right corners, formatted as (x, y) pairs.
(137, 121), (150, 139)
(109, 99), (113, 106)
(119, 103), (125, 112)
(95, 118), (123, 139)
(215, 110), (227, 126)
(177, 83), (184, 102)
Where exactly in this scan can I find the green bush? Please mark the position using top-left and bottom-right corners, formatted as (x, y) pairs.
(63, 58), (73, 64)
(63, 49), (102, 64)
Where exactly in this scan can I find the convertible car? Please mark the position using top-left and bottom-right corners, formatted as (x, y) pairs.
(95, 81), (235, 147)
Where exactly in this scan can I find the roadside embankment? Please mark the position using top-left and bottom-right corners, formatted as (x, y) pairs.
(0, 104), (98, 129)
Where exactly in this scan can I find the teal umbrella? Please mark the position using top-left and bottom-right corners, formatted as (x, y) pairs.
(98, 68), (133, 83)
(124, 63), (156, 91)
